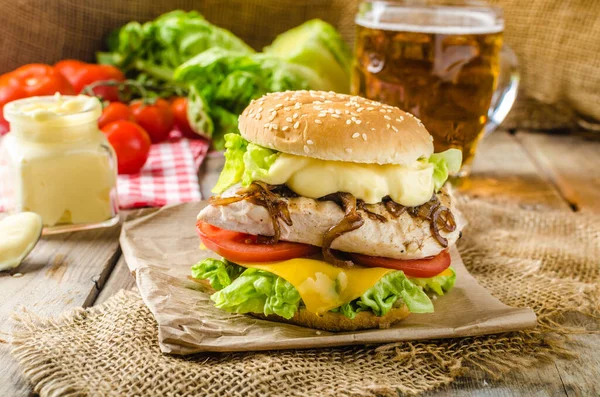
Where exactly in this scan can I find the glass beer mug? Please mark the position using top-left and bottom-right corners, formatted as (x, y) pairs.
(353, 0), (519, 176)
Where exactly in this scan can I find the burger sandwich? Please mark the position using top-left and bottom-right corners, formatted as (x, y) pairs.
(191, 90), (465, 331)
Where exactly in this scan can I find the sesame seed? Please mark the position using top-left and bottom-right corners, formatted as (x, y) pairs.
(264, 123), (270, 128)
(294, 103), (302, 109)
(345, 148), (353, 153)
(318, 113), (326, 117)
(352, 132), (360, 138)
(366, 107), (374, 111)
(258, 107), (263, 112)
(384, 115), (392, 120)
(307, 139), (314, 145)
(351, 116), (356, 121)
(417, 121), (424, 127)
(293, 121), (300, 129)
(357, 107), (364, 112)
(331, 114), (340, 118)
(371, 128), (376, 131)
(304, 145), (310, 153)
(314, 100), (322, 104)
(386, 109), (393, 113)
(248, 108), (254, 115)
(255, 114), (262, 120)
(284, 106), (291, 111)
(327, 109), (334, 114)
(355, 120), (362, 125)
(315, 119), (322, 124)
(271, 124), (278, 130)
(380, 109), (386, 113)
(314, 106), (323, 110)
(286, 117), (292, 122)
(386, 124), (390, 129)
(282, 126), (289, 131)
(350, 112), (359, 117)
(362, 133), (367, 141)
(324, 100), (333, 103)
(396, 117), (403, 122)
(335, 109), (342, 115)
(344, 110), (350, 114)
(392, 126), (398, 132)
(269, 114), (276, 121)
(346, 120), (352, 125)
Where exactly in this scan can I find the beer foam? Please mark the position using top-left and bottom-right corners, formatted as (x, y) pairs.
(356, 7), (503, 35)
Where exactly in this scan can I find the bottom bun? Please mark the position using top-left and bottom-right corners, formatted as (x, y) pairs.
(252, 305), (410, 332)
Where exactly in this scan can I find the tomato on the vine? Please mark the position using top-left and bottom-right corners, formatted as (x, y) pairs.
(98, 102), (134, 129)
(170, 97), (198, 139)
(55, 60), (125, 102)
(130, 98), (174, 143)
(0, 64), (74, 105)
(101, 120), (151, 175)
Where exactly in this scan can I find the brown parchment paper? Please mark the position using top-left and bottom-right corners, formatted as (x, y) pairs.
(120, 201), (536, 354)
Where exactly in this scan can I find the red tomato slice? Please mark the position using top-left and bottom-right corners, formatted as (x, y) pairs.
(350, 250), (451, 278)
(196, 221), (320, 263)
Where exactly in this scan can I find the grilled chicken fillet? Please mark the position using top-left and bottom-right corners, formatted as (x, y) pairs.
(198, 186), (464, 260)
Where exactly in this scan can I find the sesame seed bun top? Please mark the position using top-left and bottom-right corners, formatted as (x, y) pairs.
(238, 90), (434, 165)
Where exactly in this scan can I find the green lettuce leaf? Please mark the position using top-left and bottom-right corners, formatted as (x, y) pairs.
(242, 144), (280, 186)
(265, 19), (352, 93)
(98, 10), (254, 82)
(411, 267), (457, 296)
(211, 268), (301, 319)
(212, 134), (248, 194)
(429, 148), (463, 191)
(191, 258), (448, 320)
(191, 258), (245, 291)
(211, 134), (280, 194)
(334, 271), (434, 319)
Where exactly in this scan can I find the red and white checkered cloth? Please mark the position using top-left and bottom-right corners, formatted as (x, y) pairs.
(0, 137), (210, 211)
(117, 137), (209, 208)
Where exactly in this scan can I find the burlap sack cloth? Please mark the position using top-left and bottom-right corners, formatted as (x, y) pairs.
(10, 198), (600, 396)
(1, 0), (599, 130)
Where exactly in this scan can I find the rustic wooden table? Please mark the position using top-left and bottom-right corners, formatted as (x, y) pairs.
(1, 130), (598, 396)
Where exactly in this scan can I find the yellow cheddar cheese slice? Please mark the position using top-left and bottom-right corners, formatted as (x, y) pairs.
(238, 258), (394, 315)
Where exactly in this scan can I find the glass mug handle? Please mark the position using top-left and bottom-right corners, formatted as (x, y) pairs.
(485, 45), (520, 135)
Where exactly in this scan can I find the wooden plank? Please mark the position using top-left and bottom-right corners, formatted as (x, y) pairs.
(455, 131), (569, 211)
(424, 130), (571, 396)
(516, 132), (600, 213)
(0, 223), (122, 396)
(94, 256), (136, 306)
(516, 132), (600, 397)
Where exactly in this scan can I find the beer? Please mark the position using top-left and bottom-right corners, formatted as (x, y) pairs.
(353, 3), (504, 173)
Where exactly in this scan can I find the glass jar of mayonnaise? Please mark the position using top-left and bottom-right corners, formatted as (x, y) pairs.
(0, 94), (119, 234)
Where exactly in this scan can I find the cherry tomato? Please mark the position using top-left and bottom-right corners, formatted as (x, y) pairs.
(350, 250), (451, 278)
(196, 221), (320, 263)
(130, 99), (174, 143)
(98, 102), (134, 129)
(0, 64), (74, 106)
(101, 121), (151, 175)
(170, 97), (198, 138)
(55, 60), (125, 102)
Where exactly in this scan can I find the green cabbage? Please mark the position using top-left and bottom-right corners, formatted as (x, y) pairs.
(265, 19), (352, 93)
(212, 134), (280, 194)
(191, 258), (455, 320)
(429, 148), (463, 191)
